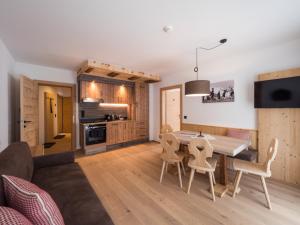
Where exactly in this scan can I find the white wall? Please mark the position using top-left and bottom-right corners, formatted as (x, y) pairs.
(13, 62), (80, 148)
(0, 40), (15, 150)
(150, 38), (300, 141)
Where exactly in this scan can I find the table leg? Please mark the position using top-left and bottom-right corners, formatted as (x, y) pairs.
(219, 154), (228, 185)
(213, 154), (229, 198)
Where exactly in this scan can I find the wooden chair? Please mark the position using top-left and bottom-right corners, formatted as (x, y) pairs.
(161, 124), (173, 134)
(232, 138), (278, 209)
(187, 138), (217, 202)
(159, 133), (185, 188)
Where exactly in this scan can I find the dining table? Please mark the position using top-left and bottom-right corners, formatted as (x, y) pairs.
(172, 130), (251, 197)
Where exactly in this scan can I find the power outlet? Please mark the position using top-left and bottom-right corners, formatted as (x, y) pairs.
(184, 115), (187, 119)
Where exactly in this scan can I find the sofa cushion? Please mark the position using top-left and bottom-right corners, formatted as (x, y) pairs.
(32, 163), (114, 225)
(0, 142), (33, 206)
(2, 175), (65, 225)
(0, 206), (33, 225)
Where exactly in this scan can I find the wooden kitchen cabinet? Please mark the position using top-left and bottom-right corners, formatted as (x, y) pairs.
(81, 80), (133, 104)
(106, 122), (119, 145)
(134, 82), (149, 139)
(114, 85), (133, 104)
(107, 121), (136, 145)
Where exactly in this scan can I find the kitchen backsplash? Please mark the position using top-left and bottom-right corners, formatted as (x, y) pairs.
(80, 102), (127, 119)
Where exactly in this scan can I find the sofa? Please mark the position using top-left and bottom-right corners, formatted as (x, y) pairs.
(0, 142), (114, 225)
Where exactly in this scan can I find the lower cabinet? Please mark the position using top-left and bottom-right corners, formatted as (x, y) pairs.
(106, 121), (135, 145)
(135, 121), (148, 140)
(106, 122), (119, 145)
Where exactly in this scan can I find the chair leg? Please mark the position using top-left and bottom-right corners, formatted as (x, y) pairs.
(177, 162), (183, 188)
(160, 161), (166, 183)
(261, 176), (272, 210)
(232, 171), (243, 198)
(208, 172), (216, 202)
(180, 161), (186, 176)
(165, 162), (168, 173)
(187, 168), (195, 194)
(212, 172), (216, 185)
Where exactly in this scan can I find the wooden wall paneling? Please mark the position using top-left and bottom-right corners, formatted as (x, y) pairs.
(181, 123), (258, 150)
(258, 68), (300, 185)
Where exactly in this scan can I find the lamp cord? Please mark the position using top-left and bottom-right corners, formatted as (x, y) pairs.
(194, 39), (227, 80)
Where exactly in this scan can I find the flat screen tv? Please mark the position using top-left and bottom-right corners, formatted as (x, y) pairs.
(254, 76), (300, 108)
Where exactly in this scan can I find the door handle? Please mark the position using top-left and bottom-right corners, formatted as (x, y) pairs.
(24, 120), (32, 123)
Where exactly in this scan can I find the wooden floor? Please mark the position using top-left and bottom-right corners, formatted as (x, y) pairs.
(31, 133), (72, 156)
(77, 142), (300, 225)
(44, 133), (71, 155)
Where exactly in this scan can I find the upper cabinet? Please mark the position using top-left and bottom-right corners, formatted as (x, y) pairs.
(80, 80), (133, 104)
(135, 82), (149, 121)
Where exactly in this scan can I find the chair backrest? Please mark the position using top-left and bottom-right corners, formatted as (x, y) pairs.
(188, 138), (214, 170)
(161, 124), (173, 134)
(263, 138), (278, 175)
(160, 133), (180, 160)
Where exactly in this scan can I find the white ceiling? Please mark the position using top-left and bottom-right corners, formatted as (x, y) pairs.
(1, 0), (300, 75)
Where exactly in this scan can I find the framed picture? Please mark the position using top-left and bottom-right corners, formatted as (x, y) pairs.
(202, 80), (234, 103)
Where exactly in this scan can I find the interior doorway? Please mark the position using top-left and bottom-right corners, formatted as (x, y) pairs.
(160, 85), (182, 132)
(19, 76), (76, 156)
(40, 85), (73, 155)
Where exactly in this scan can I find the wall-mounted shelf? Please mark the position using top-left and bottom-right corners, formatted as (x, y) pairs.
(77, 60), (160, 83)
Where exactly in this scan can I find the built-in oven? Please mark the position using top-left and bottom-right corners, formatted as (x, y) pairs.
(85, 124), (106, 145)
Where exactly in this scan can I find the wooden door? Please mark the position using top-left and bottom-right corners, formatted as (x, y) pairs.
(20, 75), (38, 148)
(44, 92), (56, 142)
(62, 97), (72, 133)
(57, 94), (63, 133)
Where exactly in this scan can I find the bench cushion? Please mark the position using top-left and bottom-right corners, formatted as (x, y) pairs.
(235, 149), (257, 162)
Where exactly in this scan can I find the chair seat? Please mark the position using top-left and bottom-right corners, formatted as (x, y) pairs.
(189, 157), (217, 172)
(233, 159), (270, 177)
(161, 152), (184, 163)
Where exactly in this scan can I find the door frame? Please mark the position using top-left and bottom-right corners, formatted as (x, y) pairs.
(160, 84), (183, 132)
(37, 80), (76, 151)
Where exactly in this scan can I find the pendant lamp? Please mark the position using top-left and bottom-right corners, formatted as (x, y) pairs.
(185, 39), (227, 97)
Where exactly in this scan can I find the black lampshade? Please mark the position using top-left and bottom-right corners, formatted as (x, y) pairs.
(185, 80), (210, 96)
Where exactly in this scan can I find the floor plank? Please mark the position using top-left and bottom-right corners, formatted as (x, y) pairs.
(77, 142), (300, 225)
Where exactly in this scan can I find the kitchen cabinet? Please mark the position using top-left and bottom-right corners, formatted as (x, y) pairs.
(134, 82), (149, 139)
(107, 121), (136, 145)
(80, 80), (133, 104)
(106, 122), (119, 145)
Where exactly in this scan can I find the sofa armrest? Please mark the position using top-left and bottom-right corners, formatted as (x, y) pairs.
(33, 151), (75, 169)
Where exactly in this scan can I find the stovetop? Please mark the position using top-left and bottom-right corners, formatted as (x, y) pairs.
(80, 118), (107, 123)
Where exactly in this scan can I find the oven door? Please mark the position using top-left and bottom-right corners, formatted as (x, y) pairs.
(85, 124), (106, 145)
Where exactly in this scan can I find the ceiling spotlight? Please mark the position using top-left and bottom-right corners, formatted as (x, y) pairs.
(163, 25), (173, 33)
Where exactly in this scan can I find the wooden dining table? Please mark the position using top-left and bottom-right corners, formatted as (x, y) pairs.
(172, 130), (251, 197)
